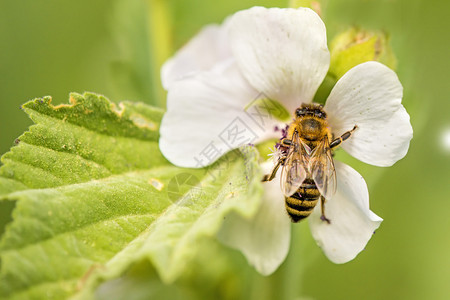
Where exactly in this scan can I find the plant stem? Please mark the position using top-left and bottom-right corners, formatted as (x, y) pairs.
(147, 0), (173, 108)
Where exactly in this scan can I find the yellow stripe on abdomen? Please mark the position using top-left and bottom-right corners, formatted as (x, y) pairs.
(285, 195), (319, 223)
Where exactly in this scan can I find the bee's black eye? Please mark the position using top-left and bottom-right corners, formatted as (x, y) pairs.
(313, 109), (326, 119)
(296, 108), (306, 116)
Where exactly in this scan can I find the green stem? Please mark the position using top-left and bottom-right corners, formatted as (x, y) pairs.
(279, 224), (308, 299)
(147, 0), (173, 108)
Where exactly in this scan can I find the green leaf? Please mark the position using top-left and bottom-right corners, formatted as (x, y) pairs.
(92, 238), (252, 300)
(0, 93), (263, 299)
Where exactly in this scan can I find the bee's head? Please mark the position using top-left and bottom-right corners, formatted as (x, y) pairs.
(295, 103), (327, 119)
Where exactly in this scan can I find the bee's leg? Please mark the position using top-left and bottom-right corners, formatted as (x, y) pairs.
(262, 158), (283, 182)
(330, 125), (358, 149)
(281, 138), (292, 145)
(263, 138), (290, 182)
(320, 196), (331, 224)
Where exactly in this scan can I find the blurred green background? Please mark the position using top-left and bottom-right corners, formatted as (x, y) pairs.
(1, 0), (449, 299)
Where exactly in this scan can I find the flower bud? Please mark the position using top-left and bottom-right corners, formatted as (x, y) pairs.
(289, 0), (322, 16)
(329, 28), (397, 79)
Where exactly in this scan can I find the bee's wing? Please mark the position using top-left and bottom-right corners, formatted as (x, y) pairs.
(310, 137), (337, 200)
(280, 131), (308, 197)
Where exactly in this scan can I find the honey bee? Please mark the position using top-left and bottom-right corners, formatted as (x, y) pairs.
(263, 103), (357, 223)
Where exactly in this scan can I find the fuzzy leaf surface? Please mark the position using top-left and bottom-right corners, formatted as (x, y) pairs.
(0, 93), (262, 299)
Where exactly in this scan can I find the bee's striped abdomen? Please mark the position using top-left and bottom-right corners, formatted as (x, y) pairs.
(285, 179), (320, 222)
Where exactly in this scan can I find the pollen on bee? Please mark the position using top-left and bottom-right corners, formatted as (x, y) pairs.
(149, 178), (164, 191)
(268, 146), (284, 164)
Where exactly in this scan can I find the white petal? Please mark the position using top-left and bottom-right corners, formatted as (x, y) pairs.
(217, 161), (291, 275)
(324, 61), (413, 167)
(308, 161), (382, 263)
(159, 60), (282, 168)
(228, 7), (330, 112)
(161, 23), (232, 89)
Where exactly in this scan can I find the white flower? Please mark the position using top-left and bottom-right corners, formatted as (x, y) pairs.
(159, 7), (413, 274)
